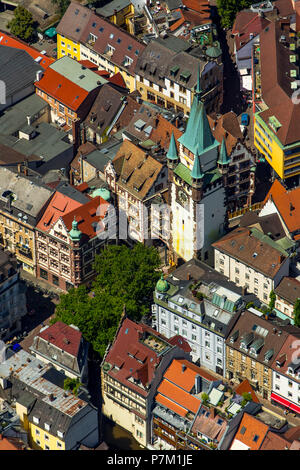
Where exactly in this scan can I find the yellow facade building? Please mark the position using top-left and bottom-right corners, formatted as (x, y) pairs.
(253, 20), (300, 180)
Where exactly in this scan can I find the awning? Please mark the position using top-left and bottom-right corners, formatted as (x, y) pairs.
(271, 392), (300, 414)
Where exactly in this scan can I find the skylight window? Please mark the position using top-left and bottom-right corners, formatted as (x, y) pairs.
(253, 435), (259, 442)
(125, 328), (129, 334)
(99, 27), (104, 32)
(240, 426), (246, 435)
(178, 296), (184, 303)
(117, 38), (122, 43)
(110, 33), (114, 39)
(128, 45), (132, 50)
(92, 22), (97, 27)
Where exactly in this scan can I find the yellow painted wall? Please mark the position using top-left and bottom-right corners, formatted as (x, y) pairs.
(57, 34), (80, 61)
(29, 422), (65, 450)
(254, 116), (300, 179)
(110, 4), (135, 34)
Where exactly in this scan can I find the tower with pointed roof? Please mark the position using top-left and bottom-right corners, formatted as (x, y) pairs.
(168, 73), (227, 264)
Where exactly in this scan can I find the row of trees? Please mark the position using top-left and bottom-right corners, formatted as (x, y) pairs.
(52, 244), (161, 357)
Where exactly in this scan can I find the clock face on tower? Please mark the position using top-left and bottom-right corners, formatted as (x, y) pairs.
(178, 189), (188, 205)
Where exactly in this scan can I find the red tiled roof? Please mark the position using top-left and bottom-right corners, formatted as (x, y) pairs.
(37, 191), (83, 233)
(150, 114), (183, 151)
(108, 72), (127, 88)
(0, 32), (54, 69)
(169, 10), (185, 32)
(62, 196), (109, 240)
(263, 179), (300, 234)
(230, 413), (269, 450)
(105, 318), (187, 398)
(260, 430), (291, 450)
(168, 335), (192, 353)
(0, 437), (25, 450)
(78, 59), (98, 70)
(38, 321), (82, 357)
(182, 0), (210, 14)
(35, 67), (90, 111)
(234, 379), (260, 403)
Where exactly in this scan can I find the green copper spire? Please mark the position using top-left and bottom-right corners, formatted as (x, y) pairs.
(191, 149), (204, 180)
(195, 64), (202, 97)
(167, 131), (178, 161)
(178, 98), (217, 156)
(69, 216), (82, 242)
(217, 137), (231, 165)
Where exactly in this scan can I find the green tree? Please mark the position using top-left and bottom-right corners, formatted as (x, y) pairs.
(293, 298), (300, 327)
(201, 392), (209, 405)
(63, 377), (82, 396)
(216, 0), (258, 29)
(268, 290), (276, 312)
(52, 244), (161, 356)
(241, 392), (252, 407)
(8, 6), (34, 42)
(51, 0), (71, 17)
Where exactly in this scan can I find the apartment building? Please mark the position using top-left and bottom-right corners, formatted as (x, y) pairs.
(213, 227), (291, 304)
(95, 0), (135, 34)
(0, 350), (99, 450)
(225, 309), (297, 400)
(30, 321), (89, 383)
(56, 3), (145, 93)
(35, 56), (107, 126)
(274, 277), (300, 322)
(152, 258), (249, 374)
(0, 249), (27, 342)
(0, 168), (54, 276)
(101, 316), (191, 448)
(135, 38), (223, 116)
(36, 195), (110, 291)
(253, 20), (300, 181)
(105, 139), (168, 244)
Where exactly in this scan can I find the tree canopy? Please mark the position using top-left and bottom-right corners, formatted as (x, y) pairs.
(294, 298), (300, 327)
(52, 244), (161, 356)
(216, 0), (259, 29)
(51, 0), (71, 17)
(8, 6), (35, 42)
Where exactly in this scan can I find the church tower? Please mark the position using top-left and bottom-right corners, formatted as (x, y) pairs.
(168, 69), (227, 264)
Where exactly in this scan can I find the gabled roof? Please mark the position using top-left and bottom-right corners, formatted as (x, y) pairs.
(111, 140), (164, 200)
(0, 32), (54, 69)
(150, 114), (183, 151)
(35, 321), (83, 357)
(230, 413), (269, 450)
(258, 20), (300, 146)
(163, 358), (216, 392)
(262, 179), (300, 234)
(207, 111), (243, 155)
(191, 406), (228, 442)
(232, 11), (270, 51)
(234, 379), (260, 403)
(275, 276), (300, 304)
(78, 9), (145, 76)
(212, 227), (288, 279)
(56, 2), (93, 43)
(104, 318), (188, 398)
(62, 196), (109, 240)
(36, 191), (83, 233)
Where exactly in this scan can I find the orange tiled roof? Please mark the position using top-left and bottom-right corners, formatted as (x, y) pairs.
(0, 437), (25, 450)
(157, 378), (201, 414)
(234, 379), (260, 403)
(62, 196), (109, 240)
(35, 67), (90, 111)
(163, 358), (215, 392)
(169, 10), (185, 32)
(263, 179), (300, 234)
(230, 413), (268, 450)
(37, 191), (83, 233)
(156, 393), (188, 417)
(0, 32), (54, 69)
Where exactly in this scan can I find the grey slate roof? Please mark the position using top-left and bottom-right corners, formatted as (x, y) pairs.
(136, 40), (207, 90)
(0, 46), (42, 99)
(0, 122), (73, 162)
(0, 167), (53, 219)
(55, 181), (90, 204)
(96, 0), (132, 17)
(0, 94), (47, 136)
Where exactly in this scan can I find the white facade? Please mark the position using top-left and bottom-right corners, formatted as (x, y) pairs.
(153, 290), (231, 375)
(214, 248), (290, 304)
(272, 369), (300, 411)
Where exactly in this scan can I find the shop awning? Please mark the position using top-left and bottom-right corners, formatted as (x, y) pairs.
(271, 392), (300, 414)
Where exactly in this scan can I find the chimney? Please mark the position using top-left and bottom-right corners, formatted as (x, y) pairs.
(17, 163), (22, 174)
(187, 272), (191, 281)
(36, 70), (43, 82)
(49, 393), (55, 401)
(72, 119), (81, 154)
